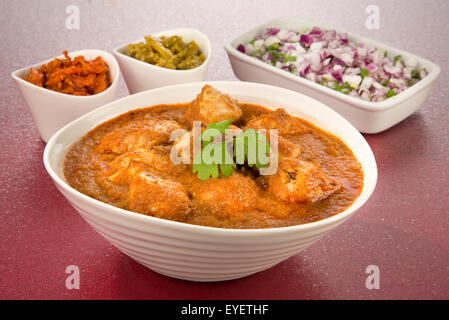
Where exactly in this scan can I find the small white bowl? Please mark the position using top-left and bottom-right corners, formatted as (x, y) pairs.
(225, 17), (441, 134)
(43, 81), (377, 282)
(11, 49), (120, 142)
(113, 28), (211, 94)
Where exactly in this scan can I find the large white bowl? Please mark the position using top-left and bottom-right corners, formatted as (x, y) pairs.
(225, 17), (441, 134)
(43, 81), (377, 282)
(113, 28), (211, 94)
(12, 49), (120, 142)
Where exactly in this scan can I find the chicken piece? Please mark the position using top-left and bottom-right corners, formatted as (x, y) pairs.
(105, 154), (136, 185)
(191, 173), (260, 216)
(130, 146), (190, 175)
(96, 119), (182, 155)
(267, 157), (340, 203)
(245, 108), (311, 136)
(278, 136), (302, 158)
(97, 147), (191, 220)
(105, 146), (189, 184)
(183, 85), (243, 126)
(227, 124), (243, 136)
(128, 171), (191, 220)
(172, 130), (196, 164)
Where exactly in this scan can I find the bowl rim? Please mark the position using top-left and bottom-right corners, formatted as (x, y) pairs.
(43, 80), (378, 236)
(10, 49), (120, 99)
(224, 16), (441, 112)
(112, 27), (211, 74)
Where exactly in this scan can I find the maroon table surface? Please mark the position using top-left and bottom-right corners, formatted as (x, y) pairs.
(1, 0), (448, 300)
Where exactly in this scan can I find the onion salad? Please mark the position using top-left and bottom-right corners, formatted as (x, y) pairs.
(237, 27), (427, 102)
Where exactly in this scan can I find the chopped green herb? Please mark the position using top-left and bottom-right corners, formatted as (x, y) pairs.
(334, 81), (353, 92)
(333, 81), (342, 91)
(268, 43), (279, 51)
(393, 55), (401, 66)
(249, 39), (255, 45)
(283, 55), (297, 62)
(360, 68), (369, 81)
(411, 69), (420, 79)
(252, 49), (262, 57)
(386, 89), (396, 98)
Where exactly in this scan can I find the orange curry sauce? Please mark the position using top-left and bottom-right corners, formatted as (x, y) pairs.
(64, 103), (363, 229)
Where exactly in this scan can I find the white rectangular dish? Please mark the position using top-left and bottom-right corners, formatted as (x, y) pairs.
(224, 17), (440, 134)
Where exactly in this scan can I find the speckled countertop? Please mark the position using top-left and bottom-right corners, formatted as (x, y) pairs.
(0, 0), (448, 299)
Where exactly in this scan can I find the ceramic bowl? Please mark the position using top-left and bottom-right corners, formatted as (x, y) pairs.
(113, 28), (211, 94)
(224, 16), (441, 134)
(11, 49), (120, 142)
(43, 81), (377, 282)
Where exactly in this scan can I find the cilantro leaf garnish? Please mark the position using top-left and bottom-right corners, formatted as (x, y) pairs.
(193, 153), (219, 180)
(192, 120), (271, 180)
(193, 120), (234, 180)
(235, 128), (270, 169)
(219, 162), (234, 177)
(200, 119), (232, 146)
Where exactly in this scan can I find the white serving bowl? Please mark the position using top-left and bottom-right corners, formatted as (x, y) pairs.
(225, 17), (441, 134)
(43, 81), (377, 282)
(11, 49), (120, 142)
(113, 28), (211, 94)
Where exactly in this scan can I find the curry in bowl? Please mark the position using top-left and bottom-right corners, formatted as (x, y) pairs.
(64, 85), (363, 229)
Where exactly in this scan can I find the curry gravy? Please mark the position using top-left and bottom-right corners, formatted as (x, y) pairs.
(64, 104), (363, 229)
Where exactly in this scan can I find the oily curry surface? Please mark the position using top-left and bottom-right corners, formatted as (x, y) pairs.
(64, 85), (363, 229)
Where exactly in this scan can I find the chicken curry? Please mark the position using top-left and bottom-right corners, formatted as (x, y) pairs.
(64, 85), (363, 229)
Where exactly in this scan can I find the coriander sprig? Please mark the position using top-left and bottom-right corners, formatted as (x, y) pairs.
(192, 120), (271, 181)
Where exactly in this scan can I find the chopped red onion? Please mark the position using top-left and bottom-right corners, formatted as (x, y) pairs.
(300, 34), (313, 45)
(266, 28), (280, 36)
(239, 26), (427, 102)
